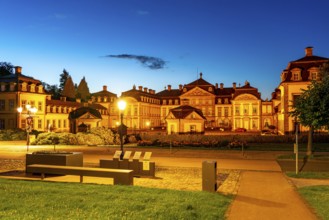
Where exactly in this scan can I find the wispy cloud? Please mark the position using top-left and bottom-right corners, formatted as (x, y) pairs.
(105, 54), (166, 70)
(54, 13), (67, 19)
(137, 10), (149, 16)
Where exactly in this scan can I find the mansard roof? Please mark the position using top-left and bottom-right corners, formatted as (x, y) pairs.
(46, 99), (107, 111)
(232, 81), (261, 99)
(92, 90), (117, 97)
(281, 47), (329, 83)
(121, 86), (158, 102)
(156, 89), (181, 97)
(169, 105), (206, 120)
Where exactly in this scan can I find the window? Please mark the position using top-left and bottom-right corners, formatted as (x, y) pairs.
(224, 107), (229, 117)
(64, 120), (67, 128)
(292, 95), (301, 107)
(22, 100), (27, 110)
(217, 107), (222, 117)
(190, 125), (196, 133)
(9, 99), (14, 110)
(224, 98), (229, 104)
(311, 72), (317, 80)
(38, 119), (42, 129)
(235, 106), (240, 115)
(58, 120), (61, 128)
(293, 72), (299, 81)
(253, 106), (257, 114)
(38, 101), (42, 111)
(0, 100), (5, 111)
(0, 119), (5, 129)
(244, 105), (249, 115)
(163, 100), (167, 105)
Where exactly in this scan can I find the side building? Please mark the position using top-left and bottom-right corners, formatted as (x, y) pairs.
(272, 47), (329, 134)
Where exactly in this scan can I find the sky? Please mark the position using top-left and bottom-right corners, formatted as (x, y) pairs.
(1, 0), (329, 100)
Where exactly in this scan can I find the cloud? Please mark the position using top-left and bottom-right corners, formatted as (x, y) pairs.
(105, 54), (166, 70)
(54, 13), (67, 19)
(137, 10), (149, 16)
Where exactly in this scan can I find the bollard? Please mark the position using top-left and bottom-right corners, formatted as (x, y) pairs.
(202, 161), (217, 192)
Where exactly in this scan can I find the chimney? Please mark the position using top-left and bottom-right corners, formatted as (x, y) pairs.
(305, 47), (313, 56)
(60, 97), (67, 102)
(144, 87), (148, 92)
(168, 85), (171, 91)
(103, 85), (107, 91)
(149, 88), (152, 93)
(15, 66), (22, 75)
(138, 86), (143, 91)
(220, 83), (224, 89)
(179, 84), (183, 90)
(233, 82), (236, 89)
(215, 83), (218, 89)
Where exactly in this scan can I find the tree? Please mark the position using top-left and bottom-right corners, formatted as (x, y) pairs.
(290, 63), (329, 156)
(61, 76), (76, 100)
(42, 82), (61, 100)
(0, 62), (14, 76)
(59, 69), (70, 92)
(76, 76), (90, 101)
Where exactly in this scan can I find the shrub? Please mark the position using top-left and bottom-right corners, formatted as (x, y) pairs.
(0, 129), (26, 141)
(89, 127), (116, 145)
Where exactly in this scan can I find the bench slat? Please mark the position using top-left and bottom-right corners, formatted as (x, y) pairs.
(27, 164), (133, 185)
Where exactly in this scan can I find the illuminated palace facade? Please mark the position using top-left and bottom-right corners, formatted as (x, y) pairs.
(0, 47), (328, 134)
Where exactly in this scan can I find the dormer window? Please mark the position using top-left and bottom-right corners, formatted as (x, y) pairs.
(208, 87), (213, 92)
(291, 68), (301, 81)
(293, 72), (299, 81)
(310, 72), (318, 80)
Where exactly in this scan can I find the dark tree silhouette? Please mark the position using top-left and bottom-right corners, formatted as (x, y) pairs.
(76, 76), (90, 101)
(0, 62), (14, 76)
(59, 69), (70, 92)
(61, 76), (76, 100)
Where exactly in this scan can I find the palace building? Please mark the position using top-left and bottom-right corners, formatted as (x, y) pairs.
(0, 47), (328, 134)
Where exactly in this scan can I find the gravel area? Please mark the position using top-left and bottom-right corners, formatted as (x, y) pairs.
(0, 159), (239, 194)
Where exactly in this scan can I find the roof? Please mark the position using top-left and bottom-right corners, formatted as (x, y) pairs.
(121, 87), (159, 101)
(169, 105), (206, 120)
(281, 50), (329, 83)
(156, 89), (181, 97)
(232, 81), (261, 99)
(46, 100), (107, 111)
(91, 90), (117, 97)
(68, 107), (102, 119)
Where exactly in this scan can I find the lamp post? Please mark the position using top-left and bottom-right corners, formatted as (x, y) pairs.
(17, 104), (38, 152)
(118, 100), (127, 160)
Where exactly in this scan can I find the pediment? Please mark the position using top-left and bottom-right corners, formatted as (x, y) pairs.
(80, 112), (98, 119)
(180, 87), (215, 98)
(234, 94), (258, 101)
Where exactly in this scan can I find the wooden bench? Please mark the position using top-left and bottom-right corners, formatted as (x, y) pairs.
(26, 164), (133, 185)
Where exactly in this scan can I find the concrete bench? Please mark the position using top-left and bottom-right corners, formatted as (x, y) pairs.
(26, 164), (133, 185)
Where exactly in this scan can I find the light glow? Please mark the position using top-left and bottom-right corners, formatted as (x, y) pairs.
(118, 100), (127, 111)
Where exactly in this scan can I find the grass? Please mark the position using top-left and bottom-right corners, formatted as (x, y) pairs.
(298, 186), (329, 219)
(0, 178), (232, 219)
(286, 171), (329, 179)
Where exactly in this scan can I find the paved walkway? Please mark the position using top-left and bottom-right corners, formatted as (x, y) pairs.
(227, 171), (318, 220)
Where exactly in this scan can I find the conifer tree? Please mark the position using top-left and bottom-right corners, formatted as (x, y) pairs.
(59, 69), (70, 92)
(76, 76), (90, 101)
(61, 76), (76, 100)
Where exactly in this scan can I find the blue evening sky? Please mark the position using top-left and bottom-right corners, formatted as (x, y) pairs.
(1, 0), (329, 100)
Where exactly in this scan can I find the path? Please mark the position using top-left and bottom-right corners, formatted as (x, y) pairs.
(227, 171), (318, 220)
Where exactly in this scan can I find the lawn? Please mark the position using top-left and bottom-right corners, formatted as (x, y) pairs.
(286, 171), (329, 179)
(298, 186), (329, 219)
(0, 178), (232, 219)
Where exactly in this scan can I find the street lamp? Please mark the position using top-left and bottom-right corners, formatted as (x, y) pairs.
(17, 104), (38, 152)
(118, 100), (127, 160)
